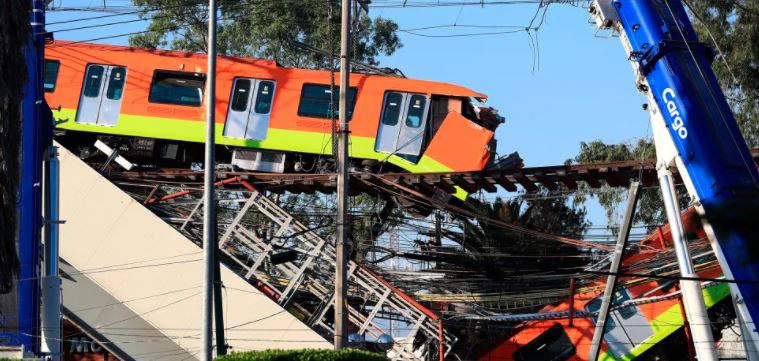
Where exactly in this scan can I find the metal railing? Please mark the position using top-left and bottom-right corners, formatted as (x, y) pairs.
(179, 188), (456, 360)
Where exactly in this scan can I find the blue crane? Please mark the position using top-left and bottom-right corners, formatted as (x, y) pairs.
(12, 0), (59, 358)
(16, 0), (46, 355)
(590, 0), (759, 360)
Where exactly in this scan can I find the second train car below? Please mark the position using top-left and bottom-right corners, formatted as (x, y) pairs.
(478, 208), (734, 361)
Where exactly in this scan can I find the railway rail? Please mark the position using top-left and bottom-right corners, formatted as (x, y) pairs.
(107, 148), (759, 196)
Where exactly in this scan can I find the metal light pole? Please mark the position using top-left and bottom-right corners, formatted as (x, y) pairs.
(588, 182), (640, 361)
(334, 0), (351, 350)
(657, 167), (717, 361)
(200, 0), (217, 359)
(214, 249), (226, 356)
(41, 146), (61, 361)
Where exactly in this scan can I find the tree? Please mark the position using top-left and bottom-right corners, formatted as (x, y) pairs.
(685, 0), (759, 147)
(453, 190), (591, 277)
(0, 0), (29, 292)
(571, 139), (671, 229)
(129, 0), (402, 69)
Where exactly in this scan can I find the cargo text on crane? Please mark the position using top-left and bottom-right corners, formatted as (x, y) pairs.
(662, 88), (688, 139)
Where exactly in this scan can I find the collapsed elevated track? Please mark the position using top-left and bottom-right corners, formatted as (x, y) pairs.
(59, 143), (459, 360)
(108, 148), (759, 196)
(66, 145), (759, 360)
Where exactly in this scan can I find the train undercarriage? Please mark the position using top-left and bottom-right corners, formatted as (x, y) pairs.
(54, 130), (406, 174)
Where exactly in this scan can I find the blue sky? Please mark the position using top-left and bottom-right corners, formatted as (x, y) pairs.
(369, 2), (653, 236)
(46, 1), (651, 234)
(372, 2), (651, 166)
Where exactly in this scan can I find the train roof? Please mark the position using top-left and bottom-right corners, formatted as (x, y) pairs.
(48, 40), (488, 100)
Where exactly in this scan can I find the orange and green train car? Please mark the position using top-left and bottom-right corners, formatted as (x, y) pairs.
(478, 208), (733, 361)
(43, 40), (503, 175)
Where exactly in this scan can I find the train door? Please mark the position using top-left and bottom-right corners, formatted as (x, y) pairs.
(224, 78), (276, 141)
(76, 64), (127, 126)
(375, 92), (430, 156)
(585, 287), (654, 358)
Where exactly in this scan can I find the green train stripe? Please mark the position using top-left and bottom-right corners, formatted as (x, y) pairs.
(54, 108), (453, 174)
(599, 283), (730, 361)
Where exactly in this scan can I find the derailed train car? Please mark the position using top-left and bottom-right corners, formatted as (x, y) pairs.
(478, 208), (733, 361)
(43, 41), (503, 174)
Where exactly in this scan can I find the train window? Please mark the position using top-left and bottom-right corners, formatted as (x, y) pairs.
(83, 65), (105, 98)
(149, 70), (206, 107)
(586, 297), (616, 330)
(405, 95), (427, 128)
(612, 288), (637, 320)
(297, 84), (357, 120)
(230, 79), (252, 112)
(254, 81), (275, 114)
(43, 60), (60, 92)
(105, 67), (127, 100)
(381, 92), (403, 126)
(514, 324), (575, 361)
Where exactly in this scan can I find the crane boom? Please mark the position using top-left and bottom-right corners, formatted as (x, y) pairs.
(592, 0), (759, 358)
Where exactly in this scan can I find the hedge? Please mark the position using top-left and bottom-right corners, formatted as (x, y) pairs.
(215, 349), (386, 361)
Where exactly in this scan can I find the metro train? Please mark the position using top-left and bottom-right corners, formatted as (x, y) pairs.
(44, 41), (503, 174)
(478, 208), (733, 361)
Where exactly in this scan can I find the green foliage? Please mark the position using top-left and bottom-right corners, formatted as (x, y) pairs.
(572, 139), (663, 227)
(130, 0), (401, 68)
(456, 190), (591, 276)
(463, 189), (591, 245)
(685, 0), (759, 147)
(214, 349), (386, 361)
(571, 140), (692, 230)
(0, 0), (29, 292)
(513, 192), (590, 239)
